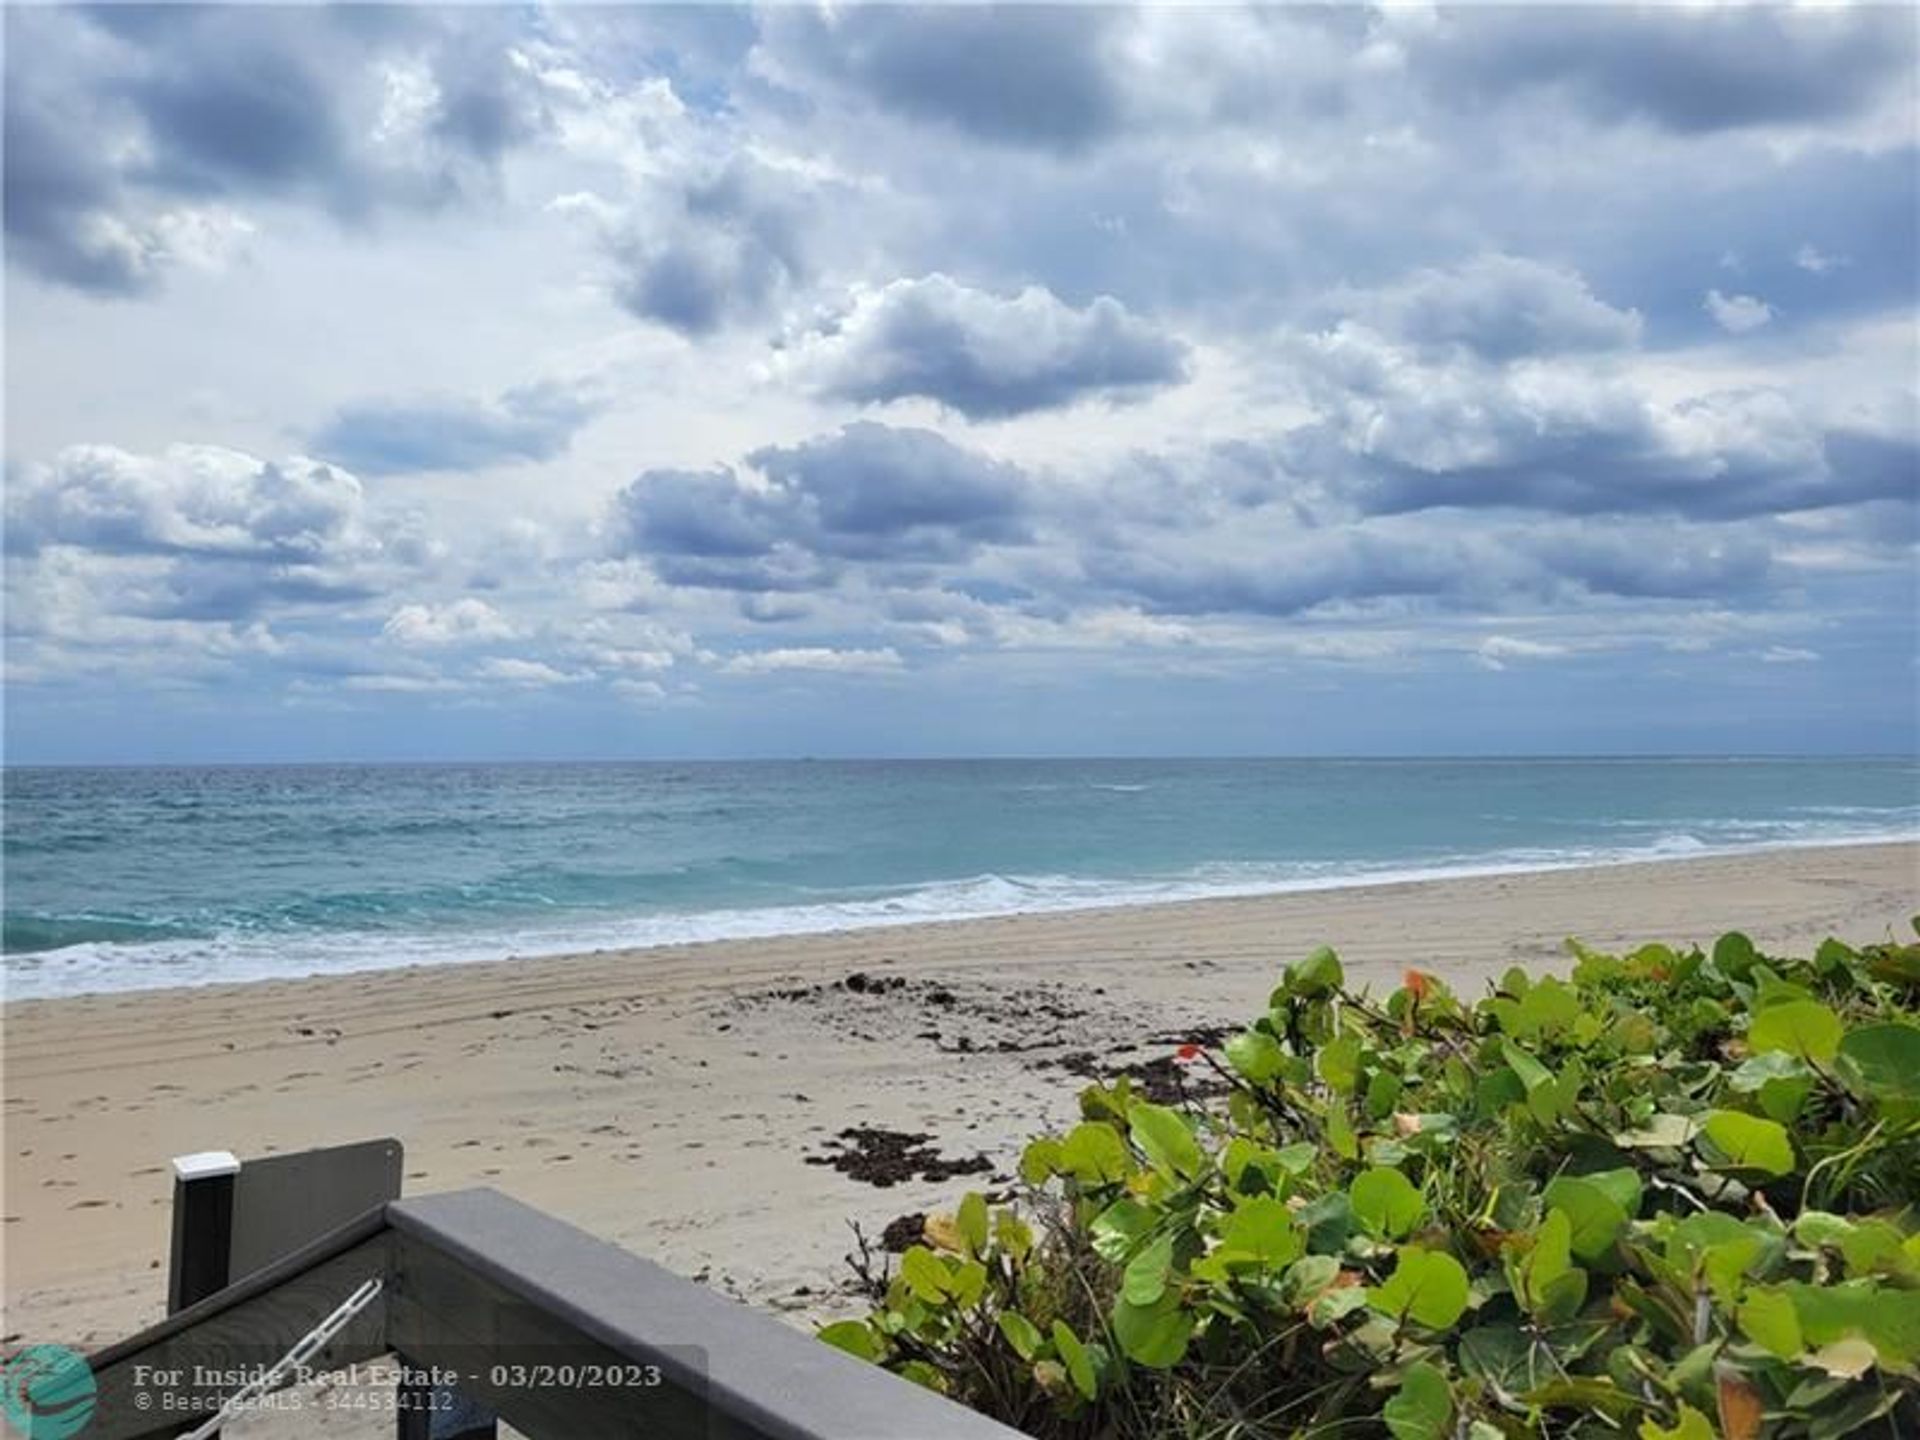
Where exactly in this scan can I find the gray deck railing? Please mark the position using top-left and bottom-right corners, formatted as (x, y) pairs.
(86, 1187), (1025, 1440)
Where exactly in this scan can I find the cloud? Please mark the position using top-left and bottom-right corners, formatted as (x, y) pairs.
(607, 156), (816, 335)
(8, 444), (366, 561)
(475, 657), (582, 686)
(3, 6), (547, 294)
(610, 422), (1034, 587)
(1285, 317), (1914, 521)
(1704, 289), (1774, 334)
(759, 6), (1122, 152)
(4, 443), (422, 630)
(717, 646), (902, 675)
(1409, 6), (1916, 135)
(1475, 635), (1571, 671)
(1337, 255), (1643, 361)
(382, 598), (515, 647)
(1794, 244), (1849, 276)
(311, 382), (599, 476)
(785, 274), (1188, 418)
(1759, 645), (1820, 665)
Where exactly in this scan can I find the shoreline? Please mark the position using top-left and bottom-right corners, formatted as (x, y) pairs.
(6, 840), (1915, 1355)
(8, 829), (1916, 1004)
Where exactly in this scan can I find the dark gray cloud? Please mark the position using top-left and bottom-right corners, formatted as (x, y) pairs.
(3, 5), (547, 293)
(1079, 530), (1487, 619)
(611, 157), (814, 335)
(790, 275), (1188, 417)
(1335, 254), (1642, 361)
(311, 384), (599, 477)
(1413, 6), (1917, 135)
(1521, 527), (1775, 601)
(762, 5), (1122, 151)
(746, 422), (1032, 556)
(610, 423), (1034, 588)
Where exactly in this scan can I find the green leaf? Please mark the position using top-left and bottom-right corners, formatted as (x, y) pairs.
(996, 1312), (1043, 1362)
(1351, 1166), (1427, 1240)
(1714, 931), (1759, 980)
(1617, 1113), (1697, 1149)
(1018, 1137), (1062, 1184)
(1728, 1051), (1817, 1123)
(1368, 1246), (1471, 1331)
(1059, 1122), (1131, 1185)
(1458, 1324), (1536, 1391)
(1221, 1195), (1302, 1265)
(1543, 1176), (1630, 1263)
(1225, 1027), (1286, 1084)
(1639, 1402), (1717, 1440)
(1738, 1287), (1805, 1360)
(1129, 1102), (1205, 1179)
(948, 1260), (987, 1308)
(1122, 1233), (1175, 1305)
(1836, 1023), (1920, 1102)
(899, 1247), (951, 1304)
(1316, 1031), (1363, 1093)
(1111, 1294), (1193, 1368)
(1699, 1110), (1797, 1178)
(956, 1192), (989, 1257)
(1287, 944), (1345, 997)
(818, 1320), (881, 1361)
(1383, 1361), (1453, 1440)
(1519, 1210), (1590, 1322)
(1089, 1198), (1155, 1263)
(1050, 1321), (1098, 1400)
(1748, 999), (1843, 1064)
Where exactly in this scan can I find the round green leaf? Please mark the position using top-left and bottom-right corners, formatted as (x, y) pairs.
(1748, 999), (1843, 1064)
(1060, 1122), (1131, 1185)
(1698, 1110), (1797, 1178)
(1542, 1177), (1629, 1263)
(1351, 1166), (1427, 1240)
(1225, 1027), (1286, 1084)
(1368, 1246), (1471, 1331)
(1112, 1295), (1193, 1368)
(818, 1321), (881, 1361)
(1836, 1023), (1920, 1102)
(1383, 1361), (1454, 1440)
(1129, 1102), (1205, 1179)
(1221, 1195), (1302, 1265)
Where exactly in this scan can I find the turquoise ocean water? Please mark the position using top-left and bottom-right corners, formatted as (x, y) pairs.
(3, 758), (1915, 999)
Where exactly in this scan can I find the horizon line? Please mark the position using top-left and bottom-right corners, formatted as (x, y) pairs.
(5, 751), (1915, 771)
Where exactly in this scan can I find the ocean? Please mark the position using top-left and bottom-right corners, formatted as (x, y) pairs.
(3, 757), (1914, 1000)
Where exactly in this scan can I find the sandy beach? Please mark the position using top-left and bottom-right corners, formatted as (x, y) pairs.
(5, 840), (1915, 1354)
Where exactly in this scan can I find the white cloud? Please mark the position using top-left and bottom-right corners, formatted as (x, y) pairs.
(1758, 645), (1820, 664)
(475, 657), (583, 685)
(1475, 635), (1571, 670)
(1704, 289), (1775, 333)
(1793, 243), (1848, 275)
(716, 647), (903, 675)
(382, 598), (516, 646)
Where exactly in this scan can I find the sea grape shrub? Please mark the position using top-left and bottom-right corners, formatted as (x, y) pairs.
(820, 930), (1920, 1439)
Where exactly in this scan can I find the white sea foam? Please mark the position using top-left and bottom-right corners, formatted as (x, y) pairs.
(4, 823), (1912, 1002)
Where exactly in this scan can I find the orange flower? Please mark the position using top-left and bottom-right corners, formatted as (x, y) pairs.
(1403, 969), (1433, 1001)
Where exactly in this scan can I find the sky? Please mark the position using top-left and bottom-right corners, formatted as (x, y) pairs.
(4, 3), (1916, 764)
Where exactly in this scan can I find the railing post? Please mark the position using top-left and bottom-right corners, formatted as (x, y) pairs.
(166, 1151), (240, 1313)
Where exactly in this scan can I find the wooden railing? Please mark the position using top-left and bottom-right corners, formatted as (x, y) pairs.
(86, 1188), (1025, 1440)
